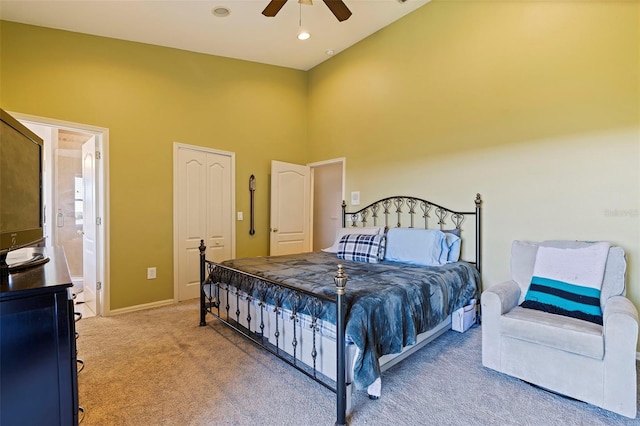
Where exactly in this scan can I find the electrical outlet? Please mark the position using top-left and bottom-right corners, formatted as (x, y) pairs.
(147, 267), (156, 280)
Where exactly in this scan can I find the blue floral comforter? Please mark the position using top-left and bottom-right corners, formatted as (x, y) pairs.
(208, 251), (480, 389)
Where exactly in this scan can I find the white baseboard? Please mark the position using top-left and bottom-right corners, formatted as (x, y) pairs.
(108, 299), (175, 316)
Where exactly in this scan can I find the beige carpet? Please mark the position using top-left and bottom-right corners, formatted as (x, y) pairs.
(76, 299), (639, 425)
(77, 299), (337, 425)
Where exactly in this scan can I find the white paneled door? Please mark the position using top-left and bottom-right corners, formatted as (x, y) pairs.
(175, 144), (234, 301)
(81, 136), (98, 315)
(270, 160), (311, 256)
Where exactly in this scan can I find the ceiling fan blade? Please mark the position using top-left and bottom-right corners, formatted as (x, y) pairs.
(322, 0), (352, 22)
(262, 0), (288, 17)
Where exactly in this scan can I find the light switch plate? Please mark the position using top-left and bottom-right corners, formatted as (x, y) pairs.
(147, 267), (156, 280)
(351, 191), (360, 206)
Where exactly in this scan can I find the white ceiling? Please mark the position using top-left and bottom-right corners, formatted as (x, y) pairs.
(0, 0), (430, 70)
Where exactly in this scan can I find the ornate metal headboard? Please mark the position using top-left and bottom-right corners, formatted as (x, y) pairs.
(342, 193), (482, 271)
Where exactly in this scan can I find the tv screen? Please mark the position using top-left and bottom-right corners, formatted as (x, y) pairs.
(0, 109), (44, 256)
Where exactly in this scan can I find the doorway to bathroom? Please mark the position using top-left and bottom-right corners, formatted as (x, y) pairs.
(14, 112), (109, 317)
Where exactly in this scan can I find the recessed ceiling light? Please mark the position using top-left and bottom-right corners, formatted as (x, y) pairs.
(326, 49), (335, 56)
(212, 6), (230, 17)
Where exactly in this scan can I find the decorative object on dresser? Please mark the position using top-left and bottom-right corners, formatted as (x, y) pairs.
(0, 247), (79, 426)
(481, 240), (638, 418)
(200, 193), (482, 425)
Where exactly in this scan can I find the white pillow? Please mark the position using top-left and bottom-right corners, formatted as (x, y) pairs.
(322, 226), (383, 253)
(384, 228), (448, 266)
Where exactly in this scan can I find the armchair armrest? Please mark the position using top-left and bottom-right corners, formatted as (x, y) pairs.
(602, 295), (638, 417)
(481, 280), (521, 370)
(603, 295), (639, 327)
(481, 280), (521, 316)
(603, 296), (639, 347)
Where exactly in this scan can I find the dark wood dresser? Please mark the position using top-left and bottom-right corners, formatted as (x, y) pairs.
(0, 247), (78, 426)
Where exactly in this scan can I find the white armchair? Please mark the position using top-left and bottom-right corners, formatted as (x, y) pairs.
(482, 240), (638, 418)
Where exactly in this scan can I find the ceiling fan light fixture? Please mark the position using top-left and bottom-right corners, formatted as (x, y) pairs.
(297, 31), (311, 40)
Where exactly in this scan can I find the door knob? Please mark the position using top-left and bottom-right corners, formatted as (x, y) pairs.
(272, 228), (278, 233)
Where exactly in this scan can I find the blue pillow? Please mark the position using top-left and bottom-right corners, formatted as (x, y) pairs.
(337, 234), (386, 264)
(384, 228), (447, 266)
(444, 231), (461, 262)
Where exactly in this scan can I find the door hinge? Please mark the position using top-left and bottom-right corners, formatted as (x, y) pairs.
(96, 217), (102, 226)
(95, 151), (101, 160)
(96, 282), (102, 290)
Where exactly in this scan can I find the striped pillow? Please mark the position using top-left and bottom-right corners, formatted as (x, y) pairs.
(337, 234), (386, 264)
(521, 277), (602, 324)
(520, 244), (609, 325)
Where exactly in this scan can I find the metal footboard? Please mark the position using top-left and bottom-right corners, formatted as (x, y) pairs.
(199, 241), (350, 425)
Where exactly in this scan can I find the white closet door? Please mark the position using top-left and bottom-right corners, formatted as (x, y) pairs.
(175, 144), (234, 301)
(204, 153), (232, 262)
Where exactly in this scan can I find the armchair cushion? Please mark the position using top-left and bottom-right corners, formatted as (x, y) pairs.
(501, 306), (604, 360)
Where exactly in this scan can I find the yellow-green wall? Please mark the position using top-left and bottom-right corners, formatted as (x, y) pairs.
(308, 0), (640, 338)
(0, 21), (308, 309)
(1, 1), (639, 351)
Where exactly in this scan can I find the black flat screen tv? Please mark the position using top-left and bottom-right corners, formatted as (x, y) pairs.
(0, 108), (47, 275)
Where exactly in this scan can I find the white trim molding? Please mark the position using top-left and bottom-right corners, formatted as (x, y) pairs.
(108, 299), (175, 316)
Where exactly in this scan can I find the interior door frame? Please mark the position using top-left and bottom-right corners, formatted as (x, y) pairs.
(12, 111), (110, 316)
(172, 142), (236, 302)
(308, 157), (346, 248)
(308, 157), (346, 200)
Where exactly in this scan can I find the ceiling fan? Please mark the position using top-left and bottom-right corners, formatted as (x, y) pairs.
(262, 0), (352, 22)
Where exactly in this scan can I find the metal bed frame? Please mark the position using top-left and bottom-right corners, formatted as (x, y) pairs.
(200, 193), (482, 425)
